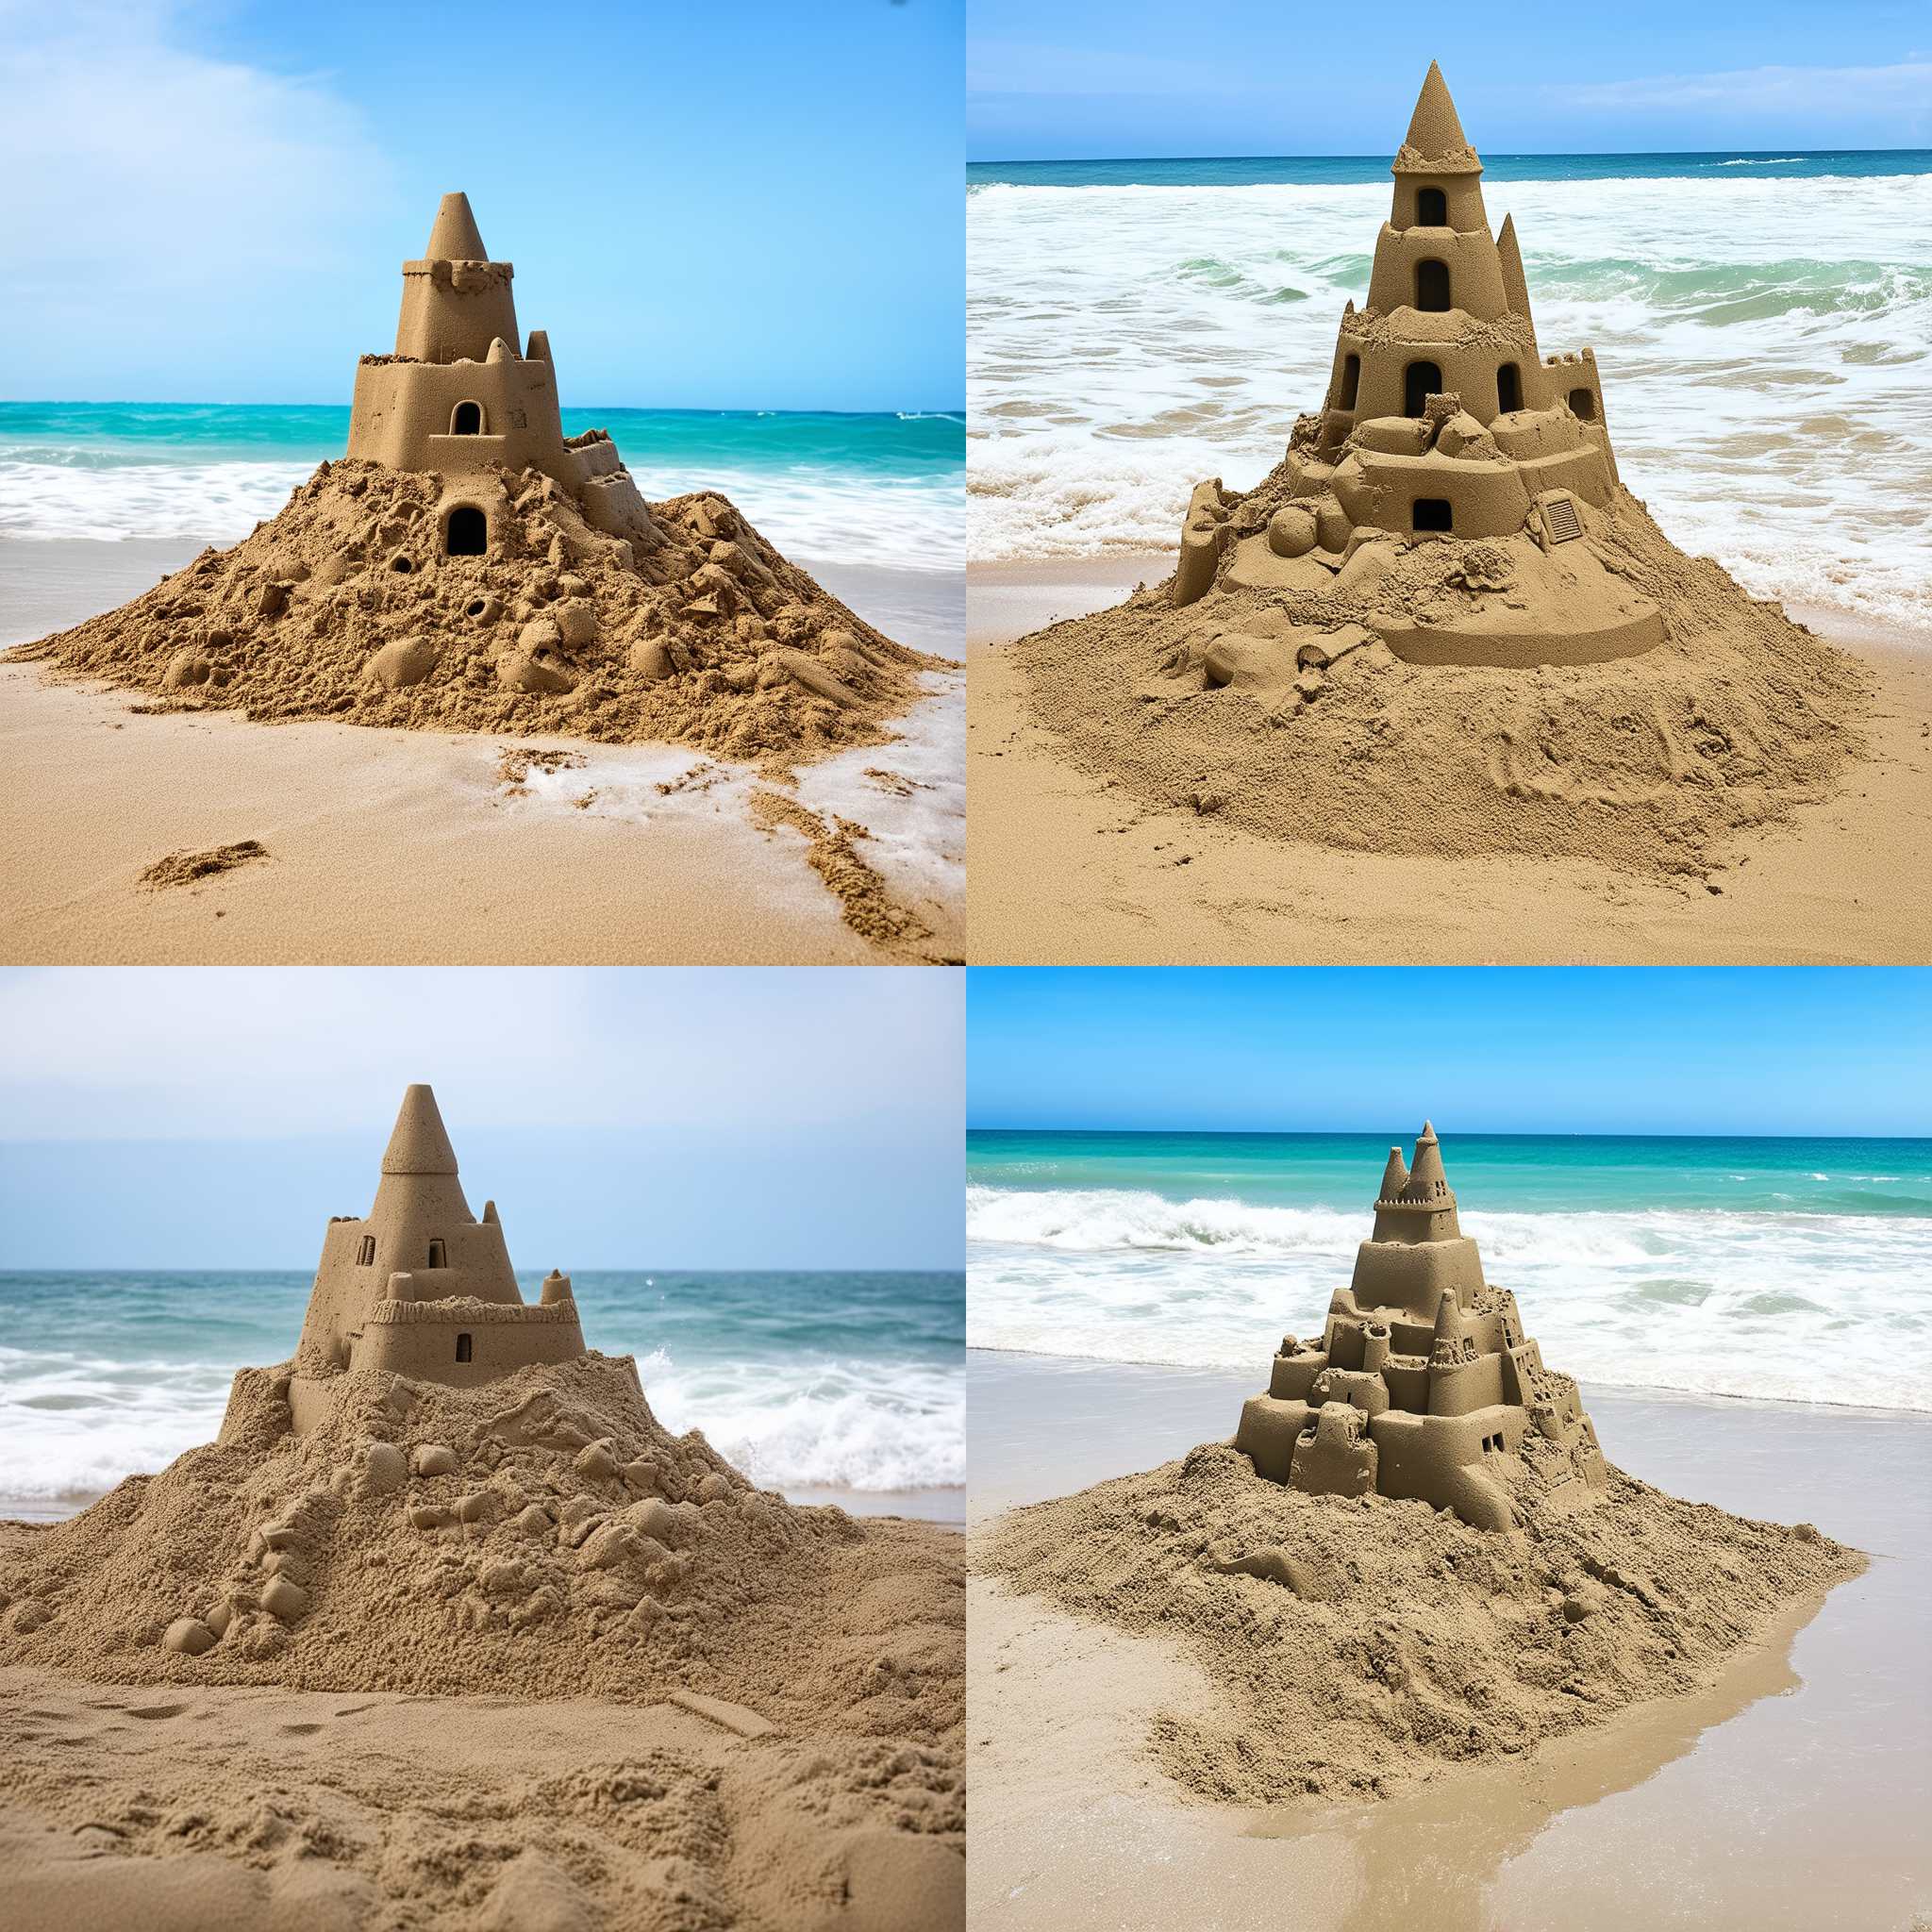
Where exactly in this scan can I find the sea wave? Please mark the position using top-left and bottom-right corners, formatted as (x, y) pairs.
(966, 1185), (1932, 1411)
(968, 171), (1932, 630)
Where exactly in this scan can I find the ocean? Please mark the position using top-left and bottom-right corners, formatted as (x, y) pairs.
(966, 1130), (1932, 1413)
(0, 404), (964, 577)
(966, 149), (1932, 633)
(0, 1268), (964, 1516)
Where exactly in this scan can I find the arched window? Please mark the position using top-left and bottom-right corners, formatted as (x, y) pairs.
(1416, 187), (1447, 225)
(1412, 498), (1453, 533)
(1569, 386), (1598, 423)
(444, 506), (487, 556)
(1415, 259), (1451, 311)
(456, 1332), (473, 1363)
(357, 1235), (375, 1266)
(427, 1240), (447, 1268)
(1496, 363), (1522, 414)
(451, 401), (483, 435)
(1339, 353), (1360, 410)
(1403, 361), (1442, 417)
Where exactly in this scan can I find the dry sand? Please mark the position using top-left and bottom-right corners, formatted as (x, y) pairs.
(967, 558), (1932, 964)
(966, 1353), (1932, 1932)
(0, 1353), (964, 1929)
(0, 541), (962, 965)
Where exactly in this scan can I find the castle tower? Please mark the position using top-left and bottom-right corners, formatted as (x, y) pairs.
(287, 1084), (587, 1425)
(392, 192), (523, 365)
(1232, 1123), (1606, 1531)
(1190, 64), (1661, 667)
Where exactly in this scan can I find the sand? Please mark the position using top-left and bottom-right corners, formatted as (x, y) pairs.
(0, 541), (963, 965)
(967, 558), (1932, 964)
(0, 1353), (964, 1929)
(967, 1352), (1932, 1932)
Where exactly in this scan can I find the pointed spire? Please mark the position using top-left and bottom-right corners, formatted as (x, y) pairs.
(1403, 62), (1468, 159)
(1400, 1121), (1450, 1203)
(381, 1084), (459, 1176)
(1378, 1145), (1410, 1201)
(425, 192), (488, 262)
(1498, 213), (1531, 320)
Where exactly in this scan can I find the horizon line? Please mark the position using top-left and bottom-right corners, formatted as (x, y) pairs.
(967, 142), (1930, 166)
(965, 1124), (1930, 1141)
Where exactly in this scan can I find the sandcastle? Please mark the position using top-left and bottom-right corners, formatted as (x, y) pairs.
(16, 192), (935, 758)
(1174, 62), (1664, 669)
(1233, 1123), (1606, 1531)
(285, 1084), (586, 1429)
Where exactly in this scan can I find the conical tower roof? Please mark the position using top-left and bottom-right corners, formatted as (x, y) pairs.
(1396, 61), (1474, 168)
(1398, 1121), (1452, 1203)
(1377, 1144), (1410, 1201)
(381, 1084), (460, 1177)
(425, 191), (489, 262)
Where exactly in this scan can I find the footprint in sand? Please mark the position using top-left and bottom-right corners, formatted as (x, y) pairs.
(125, 1703), (187, 1720)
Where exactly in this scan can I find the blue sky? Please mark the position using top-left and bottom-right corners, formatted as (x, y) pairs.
(1, 0), (961, 409)
(967, 969), (1932, 1136)
(0, 968), (963, 1270)
(969, 0), (1932, 159)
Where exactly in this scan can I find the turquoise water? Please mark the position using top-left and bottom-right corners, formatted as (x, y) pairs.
(0, 403), (965, 573)
(0, 1269), (963, 1508)
(969, 150), (1932, 190)
(967, 1131), (1932, 1411)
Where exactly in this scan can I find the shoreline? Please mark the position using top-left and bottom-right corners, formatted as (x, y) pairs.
(0, 538), (963, 966)
(965, 558), (1932, 965)
(965, 1350), (1931, 1930)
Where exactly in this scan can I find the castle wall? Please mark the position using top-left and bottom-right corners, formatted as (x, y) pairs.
(347, 356), (579, 491)
(347, 1294), (586, 1384)
(1348, 1238), (1482, 1316)
(394, 259), (521, 364)
(1366, 226), (1509, 322)
(1391, 172), (1488, 232)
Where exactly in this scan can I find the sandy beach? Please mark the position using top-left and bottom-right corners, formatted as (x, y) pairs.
(966, 558), (1932, 965)
(1, 539), (963, 965)
(966, 1349), (1931, 1931)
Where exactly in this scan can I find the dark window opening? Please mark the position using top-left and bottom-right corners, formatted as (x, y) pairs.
(451, 401), (483, 435)
(465, 597), (488, 617)
(357, 1235), (375, 1266)
(1338, 353), (1360, 410)
(427, 1240), (447, 1268)
(1416, 187), (1447, 225)
(1415, 259), (1451, 311)
(390, 555), (413, 574)
(445, 506), (487, 556)
(1403, 361), (1442, 417)
(456, 1332), (473, 1363)
(1497, 362), (1522, 414)
(1569, 386), (1598, 423)
(1412, 498), (1453, 533)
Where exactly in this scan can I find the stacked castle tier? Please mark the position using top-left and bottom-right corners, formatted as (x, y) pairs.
(1175, 62), (1666, 667)
(1233, 1124), (1607, 1532)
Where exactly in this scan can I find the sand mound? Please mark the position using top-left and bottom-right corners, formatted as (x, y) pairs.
(13, 460), (941, 765)
(137, 839), (271, 890)
(1012, 486), (1868, 876)
(981, 1436), (1859, 1806)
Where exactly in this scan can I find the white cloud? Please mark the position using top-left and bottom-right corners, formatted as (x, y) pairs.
(0, 0), (392, 348)
(1552, 59), (1932, 119)
(0, 968), (963, 1142)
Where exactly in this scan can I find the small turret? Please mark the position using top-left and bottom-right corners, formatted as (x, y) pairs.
(1497, 213), (1532, 324)
(1377, 1144), (1410, 1201)
(1399, 1121), (1452, 1204)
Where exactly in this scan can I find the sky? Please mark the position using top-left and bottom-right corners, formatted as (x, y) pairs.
(969, 0), (1932, 158)
(0, 968), (963, 1271)
(966, 969), (1932, 1137)
(0, 0), (962, 410)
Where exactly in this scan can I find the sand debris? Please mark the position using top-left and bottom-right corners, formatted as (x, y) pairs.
(137, 839), (271, 891)
(750, 789), (947, 960)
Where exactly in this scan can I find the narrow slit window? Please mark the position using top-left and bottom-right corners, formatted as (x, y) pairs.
(1403, 361), (1442, 417)
(451, 401), (483, 435)
(1415, 259), (1451, 311)
(427, 1240), (447, 1268)
(1497, 362), (1522, 414)
(357, 1235), (375, 1266)
(1412, 498), (1453, 533)
(1416, 187), (1447, 225)
(456, 1332), (473, 1364)
(1339, 353), (1360, 410)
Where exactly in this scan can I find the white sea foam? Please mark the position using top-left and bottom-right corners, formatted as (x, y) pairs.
(968, 171), (1932, 631)
(0, 455), (964, 576)
(966, 1186), (1932, 1412)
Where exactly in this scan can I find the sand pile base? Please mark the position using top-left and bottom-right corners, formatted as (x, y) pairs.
(11, 460), (941, 764)
(1013, 487), (1868, 875)
(0, 1354), (961, 1924)
(982, 1438), (1859, 1806)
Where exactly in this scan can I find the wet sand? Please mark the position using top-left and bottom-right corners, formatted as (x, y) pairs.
(0, 540), (963, 966)
(966, 1350), (1932, 1932)
(966, 558), (1932, 965)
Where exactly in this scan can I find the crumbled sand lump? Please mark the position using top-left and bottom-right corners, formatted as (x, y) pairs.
(15, 465), (941, 764)
(137, 839), (271, 890)
(1009, 64), (1868, 877)
(982, 1439), (1859, 1807)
